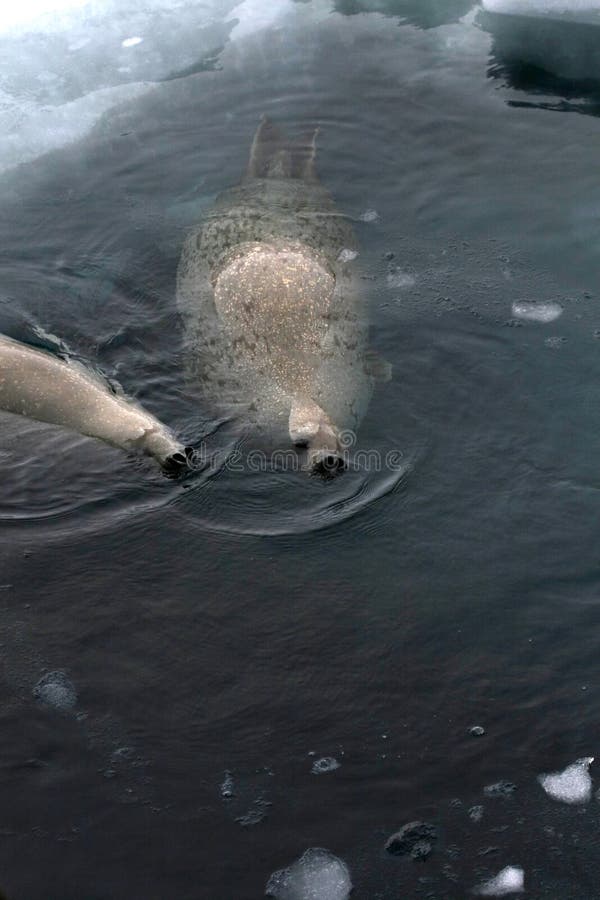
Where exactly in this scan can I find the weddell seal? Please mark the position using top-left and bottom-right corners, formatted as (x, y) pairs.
(0, 334), (190, 473)
(177, 117), (390, 475)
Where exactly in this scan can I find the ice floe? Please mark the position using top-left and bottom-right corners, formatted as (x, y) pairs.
(311, 757), (340, 775)
(511, 300), (563, 323)
(482, 0), (600, 23)
(359, 209), (379, 223)
(475, 865), (524, 896)
(266, 848), (352, 900)
(538, 756), (594, 804)
(33, 670), (77, 710)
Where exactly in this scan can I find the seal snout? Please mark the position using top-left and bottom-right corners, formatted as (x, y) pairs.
(161, 446), (196, 477)
(310, 447), (345, 479)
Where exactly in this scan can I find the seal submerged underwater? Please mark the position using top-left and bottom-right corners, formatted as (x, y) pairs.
(0, 334), (190, 473)
(177, 117), (390, 476)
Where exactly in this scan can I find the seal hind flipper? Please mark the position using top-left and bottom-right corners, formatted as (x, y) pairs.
(248, 117), (319, 181)
(247, 116), (292, 178)
(291, 127), (319, 181)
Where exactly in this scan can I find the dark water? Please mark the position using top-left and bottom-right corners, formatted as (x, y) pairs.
(2, 2), (600, 897)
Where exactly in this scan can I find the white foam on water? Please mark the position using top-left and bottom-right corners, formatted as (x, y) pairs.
(266, 848), (352, 900)
(538, 756), (594, 804)
(511, 300), (563, 323)
(475, 866), (524, 896)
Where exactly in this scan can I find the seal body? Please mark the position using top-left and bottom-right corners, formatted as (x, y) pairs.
(0, 334), (187, 470)
(177, 118), (382, 472)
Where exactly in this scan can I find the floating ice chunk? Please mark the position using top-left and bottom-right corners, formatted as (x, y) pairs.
(0, 81), (151, 177)
(0, 0), (88, 33)
(469, 725), (486, 737)
(484, 781), (516, 798)
(385, 821), (438, 858)
(33, 671), (77, 710)
(482, 0), (600, 23)
(511, 300), (563, 323)
(220, 771), (234, 798)
(337, 249), (358, 263)
(475, 865), (524, 896)
(538, 756), (594, 804)
(311, 757), (340, 775)
(386, 269), (415, 289)
(266, 848), (352, 900)
(544, 336), (566, 349)
(122, 36), (143, 47)
(236, 796), (271, 826)
(359, 209), (379, 223)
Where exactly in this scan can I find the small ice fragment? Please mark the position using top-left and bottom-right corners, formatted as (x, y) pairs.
(511, 300), (563, 323)
(266, 848), (351, 900)
(122, 36), (143, 48)
(221, 771), (234, 798)
(33, 671), (77, 711)
(311, 757), (340, 775)
(337, 248), (358, 263)
(469, 805), (484, 822)
(386, 269), (415, 289)
(538, 756), (594, 804)
(385, 821), (438, 857)
(484, 781), (516, 798)
(544, 336), (566, 349)
(475, 865), (524, 896)
(360, 209), (379, 223)
(236, 796), (271, 827)
(469, 725), (486, 737)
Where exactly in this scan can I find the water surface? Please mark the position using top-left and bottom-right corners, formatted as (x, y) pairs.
(2, 2), (600, 897)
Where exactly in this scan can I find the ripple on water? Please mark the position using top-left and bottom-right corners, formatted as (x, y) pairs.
(171, 441), (414, 538)
(0, 413), (183, 538)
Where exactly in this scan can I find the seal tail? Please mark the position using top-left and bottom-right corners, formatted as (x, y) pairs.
(247, 116), (319, 181)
